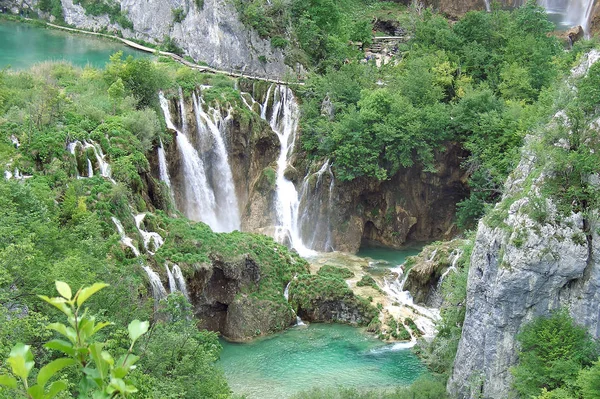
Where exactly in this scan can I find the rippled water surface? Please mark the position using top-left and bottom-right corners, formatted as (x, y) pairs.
(0, 19), (147, 70)
(219, 323), (425, 399)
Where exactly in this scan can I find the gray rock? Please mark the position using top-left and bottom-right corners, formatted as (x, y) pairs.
(3, 0), (289, 78)
(448, 62), (600, 397)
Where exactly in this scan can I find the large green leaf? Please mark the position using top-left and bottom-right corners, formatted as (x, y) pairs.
(7, 343), (34, 381)
(127, 320), (149, 344)
(37, 358), (75, 387)
(76, 283), (109, 307)
(47, 323), (77, 344)
(38, 296), (72, 316)
(55, 281), (72, 300)
(0, 374), (17, 388)
(44, 339), (75, 357)
(46, 380), (68, 399)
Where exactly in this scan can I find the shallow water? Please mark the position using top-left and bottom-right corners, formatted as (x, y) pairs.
(0, 19), (147, 70)
(218, 323), (425, 399)
(357, 245), (424, 275)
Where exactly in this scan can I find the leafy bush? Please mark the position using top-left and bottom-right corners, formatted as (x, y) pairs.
(512, 310), (598, 398)
(317, 265), (354, 279)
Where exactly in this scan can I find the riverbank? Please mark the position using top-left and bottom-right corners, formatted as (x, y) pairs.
(0, 12), (302, 85)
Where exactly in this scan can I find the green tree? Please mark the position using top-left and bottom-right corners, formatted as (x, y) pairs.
(512, 310), (598, 398)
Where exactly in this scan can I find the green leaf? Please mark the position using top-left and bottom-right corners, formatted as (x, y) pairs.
(55, 281), (72, 300)
(76, 283), (109, 307)
(7, 343), (34, 381)
(91, 321), (113, 336)
(37, 358), (75, 387)
(0, 374), (17, 388)
(38, 296), (71, 316)
(127, 320), (149, 344)
(26, 384), (44, 399)
(47, 323), (77, 344)
(44, 340), (75, 357)
(46, 380), (68, 399)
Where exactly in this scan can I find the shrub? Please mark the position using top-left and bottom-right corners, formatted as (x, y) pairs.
(512, 310), (598, 398)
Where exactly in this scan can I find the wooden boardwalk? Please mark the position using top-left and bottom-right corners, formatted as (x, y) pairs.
(44, 21), (302, 85)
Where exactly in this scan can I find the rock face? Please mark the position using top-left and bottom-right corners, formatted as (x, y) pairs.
(188, 254), (296, 341)
(325, 144), (469, 253)
(448, 52), (600, 397)
(403, 240), (465, 308)
(2, 0), (288, 78)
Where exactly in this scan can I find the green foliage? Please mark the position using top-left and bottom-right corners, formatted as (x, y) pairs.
(317, 265), (354, 279)
(0, 281), (147, 398)
(72, 0), (133, 28)
(512, 310), (599, 398)
(172, 7), (186, 23)
(291, 375), (448, 398)
(356, 275), (379, 291)
(289, 274), (378, 325)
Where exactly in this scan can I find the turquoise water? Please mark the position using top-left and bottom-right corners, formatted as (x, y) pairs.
(219, 324), (425, 399)
(0, 19), (147, 70)
(357, 245), (424, 275)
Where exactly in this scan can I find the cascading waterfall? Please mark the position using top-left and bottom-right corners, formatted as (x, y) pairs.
(166, 264), (177, 293)
(381, 266), (440, 339)
(297, 159), (336, 252)
(261, 85), (315, 256)
(192, 92), (241, 232)
(112, 216), (169, 302)
(134, 213), (165, 254)
(111, 217), (141, 257)
(143, 265), (168, 302)
(437, 248), (463, 288)
(157, 138), (172, 190)
(538, 0), (595, 33)
(172, 264), (189, 300)
(67, 140), (113, 181)
(283, 277), (306, 326)
(159, 91), (220, 228)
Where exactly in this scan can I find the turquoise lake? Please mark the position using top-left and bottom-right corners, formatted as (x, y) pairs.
(219, 323), (425, 399)
(0, 19), (147, 70)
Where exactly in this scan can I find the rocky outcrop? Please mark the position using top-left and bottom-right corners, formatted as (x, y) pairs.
(325, 144), (469, 253)
(289, 274), (378, 326)
(448, 51), (600, 398)
(2, 0), (288, 79)
(403, 240), (466, 308)
(188, 254), (296, 340)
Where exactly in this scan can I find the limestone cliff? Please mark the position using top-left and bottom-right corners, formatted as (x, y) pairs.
(1, 0), (288, 79)
(447, 51), (600, 398)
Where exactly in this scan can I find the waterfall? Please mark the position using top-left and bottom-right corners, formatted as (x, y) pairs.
(111, 217), (141, 257)
(157, 138), (172, 189)
(172, 264), (189, 300)
(192, 92), (241, 232)
(143, 265), (168, 302)
(381, 266), (440, 339)
(134, 213), (164, 254)
(484, 0), (491, 11)
(261, 85), (315, 256)
(87, 159), (93, 178)
(166, 264), (177, 293)
(437, 248), (463, 288)
(159, 91), (220, 228)
(297, 159), (336, 252)
(536, 0), (595, 34)
(283, 276), (306, 326)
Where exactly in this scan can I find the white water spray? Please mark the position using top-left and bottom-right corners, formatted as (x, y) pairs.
(157, 138), (172, 189)
(111, 217), (141, 257)
(134, 213), (164, 255)
(192, 92), (241, 232)
(261, 85), (315, 256)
